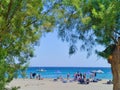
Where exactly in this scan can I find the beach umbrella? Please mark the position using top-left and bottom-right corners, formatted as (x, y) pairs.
(91, 70), (104, 74)
(96, 70), (104, 74)
(91, 70), (97, 73)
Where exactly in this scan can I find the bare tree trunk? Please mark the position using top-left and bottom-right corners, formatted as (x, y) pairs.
(109, 44), (120, 90)
(111, 62), (120, 90)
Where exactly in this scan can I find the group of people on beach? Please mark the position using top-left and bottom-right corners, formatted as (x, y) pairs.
(29, 71), (98, 85)
(66, 71), (98, 84)
(30, 72), (42, 80)
(73, 72), (89, 84)
(54, 71), (96, 84)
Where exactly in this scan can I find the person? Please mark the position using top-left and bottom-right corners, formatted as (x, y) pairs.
(30, 72), (33, 79)
(74, 72), (78, 81)
(94, 72), (97, 77)
(86, 78), (90, 84)
(83, 73), (86, 82)
(32, 73), (36, 78)
(38, 74), (41, 80)
(36, 73), (39, 79)
(80, 73), (82, 80)
(67, 73), (70, 80)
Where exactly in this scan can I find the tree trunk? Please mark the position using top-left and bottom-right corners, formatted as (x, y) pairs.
(108, 45), (120, 90)
(111, 62), (120, 90)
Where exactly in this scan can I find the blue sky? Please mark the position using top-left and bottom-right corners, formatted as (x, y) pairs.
(30, 31), (111, 67)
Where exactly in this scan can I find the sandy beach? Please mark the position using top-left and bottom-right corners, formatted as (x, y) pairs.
(7, 78), (113, 90)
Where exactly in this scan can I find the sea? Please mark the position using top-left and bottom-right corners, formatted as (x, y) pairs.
(19, 67), (112, 80)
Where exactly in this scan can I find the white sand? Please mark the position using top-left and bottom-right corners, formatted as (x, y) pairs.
(7, 79), (113, 90)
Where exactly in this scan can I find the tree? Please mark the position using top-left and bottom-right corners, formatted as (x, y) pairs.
(47, 0), (120, 90)
(0, 0), (54, 89)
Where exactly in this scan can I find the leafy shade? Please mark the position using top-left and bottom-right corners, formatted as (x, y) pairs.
(0, 0), (54, 89)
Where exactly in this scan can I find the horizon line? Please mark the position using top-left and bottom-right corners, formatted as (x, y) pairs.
(28, 66), (111, 68)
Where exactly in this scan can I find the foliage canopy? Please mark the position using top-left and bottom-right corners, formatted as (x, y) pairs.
(0, 0), (120, 89)
(47, 0), (120, 57)
(0, 0), (54, 89)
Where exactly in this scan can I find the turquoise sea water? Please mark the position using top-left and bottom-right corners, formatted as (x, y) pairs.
(19, 67), (112, 80)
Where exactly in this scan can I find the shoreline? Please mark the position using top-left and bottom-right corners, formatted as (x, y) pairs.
(24, 67), (112, 80)
(7, 78), (113, 90)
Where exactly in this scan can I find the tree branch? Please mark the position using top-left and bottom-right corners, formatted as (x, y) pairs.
(24, 1), (57, 28)
(6, 0), (13, 21)
(9, 0), (22, 21)
(6, 0), (22, 32)
(114, 30), (120, 35)
(110, 35), (118, 44)
(25, 19), (38, 28)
